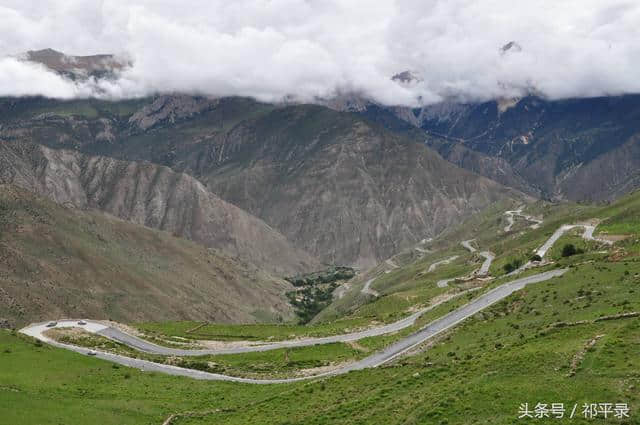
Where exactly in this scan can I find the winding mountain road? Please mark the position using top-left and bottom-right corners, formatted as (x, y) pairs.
(361, 277), (380, 297)
(461, 239), (477, 253)
(477, 251), (495, 276)
(436, 277), (457, 288)
(25, 288), (480, 358)
(504, 208), (520, 232)
(21, 269), (567, 384)
(504, 207), (543, 232)
(386, 259), (399, 269)
(436, 240), (495, 287)
(508, 223), (611, 276)
(359, 256), (402, 296)
(20, 219), (612, 384)
(428, 255), (459, 273)
(535, 224), (611, 258)
(461, 240), (494, 275)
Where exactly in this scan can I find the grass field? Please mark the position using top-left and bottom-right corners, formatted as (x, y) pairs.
(44, 327), (368, 379)
(3, 249), (639, 423)
(137, 317), (373, 343)
(597, 191), (640, 235)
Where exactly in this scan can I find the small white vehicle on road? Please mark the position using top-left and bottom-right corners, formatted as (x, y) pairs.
(87, 350), (97, 356)
(46, 321), (57, 328)
(77, 320), (87, 325)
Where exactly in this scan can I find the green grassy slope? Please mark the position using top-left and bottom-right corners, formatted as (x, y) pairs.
(123, 191), (640, 382)
(3, 192), (640, 424)
(2, 254), (638, 423)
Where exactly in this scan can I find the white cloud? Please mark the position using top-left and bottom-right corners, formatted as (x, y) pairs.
(1, 0), (639, 105)
(0, 57), (94, 98)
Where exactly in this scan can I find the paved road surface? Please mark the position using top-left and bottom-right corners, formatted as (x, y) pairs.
(461, 240), (477, 253)
(20, 269), (566, 383)
(436, 277), (457, 288)
(436, 251), (493, 287)
(535, 224), (610, 258)
(503, 208), (522, 232)
(504, 207), (543, 232)
(345, 268), (567, 371)
(385, 259), (399, 269)
(582, 225), (613, 245)
(427, 255), (459, 273)
(361, 278), (380, 297)
(24, 288), (476, 358)
(361, 257), (401, 295)
(477, 251), (495, 276)
(508, 223), (611, 276)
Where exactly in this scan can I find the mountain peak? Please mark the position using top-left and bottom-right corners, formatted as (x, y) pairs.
(26, 48), (65, 58)
(391, 70), (423, 85)
(21, 48), (127, 80)
(500, 41), (522, 55)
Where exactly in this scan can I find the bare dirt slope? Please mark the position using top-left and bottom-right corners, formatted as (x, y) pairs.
(0, 141), (317, 275)
(0, 96), (523, 269)
(0, 184), (295, 327)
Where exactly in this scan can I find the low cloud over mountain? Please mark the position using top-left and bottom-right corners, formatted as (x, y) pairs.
(1, 1), (639, 105)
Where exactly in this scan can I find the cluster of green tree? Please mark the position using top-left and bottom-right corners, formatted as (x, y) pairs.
(503, 258), (523, 274)
(286, 283), (338, 324)
(285, 266), (355, 287)
(561, 243), (584, 257)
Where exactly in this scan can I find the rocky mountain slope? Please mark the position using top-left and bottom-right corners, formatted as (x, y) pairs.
(0, 97), (523, 268)
(195, 104), (523, 268)
(15, 48), (640, 203)
(21, 48), (126, 80)
(365, 95), (640, 202)
(0, 184), (295, 327)
(0, 141), (317, 275)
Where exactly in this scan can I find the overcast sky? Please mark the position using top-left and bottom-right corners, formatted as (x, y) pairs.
(1, 0), (639, 105)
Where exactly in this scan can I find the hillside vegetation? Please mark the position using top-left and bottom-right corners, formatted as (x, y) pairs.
(4, 189), (640, 423)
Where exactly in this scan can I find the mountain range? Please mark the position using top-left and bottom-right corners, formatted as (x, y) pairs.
(0, 94), (522, 269)
(335, 94), (640, 202)
(1, 48), (639, 326)
(0, 140), (317, 275)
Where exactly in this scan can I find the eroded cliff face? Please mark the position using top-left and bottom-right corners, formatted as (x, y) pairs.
(197, 105), (523, 269)
(0, 141), (317, 275)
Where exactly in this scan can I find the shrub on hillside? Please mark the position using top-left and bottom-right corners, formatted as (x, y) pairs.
(561, 243), (584, 257)
(562, 243), (577, 257)
(503, 258), (523, 274)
